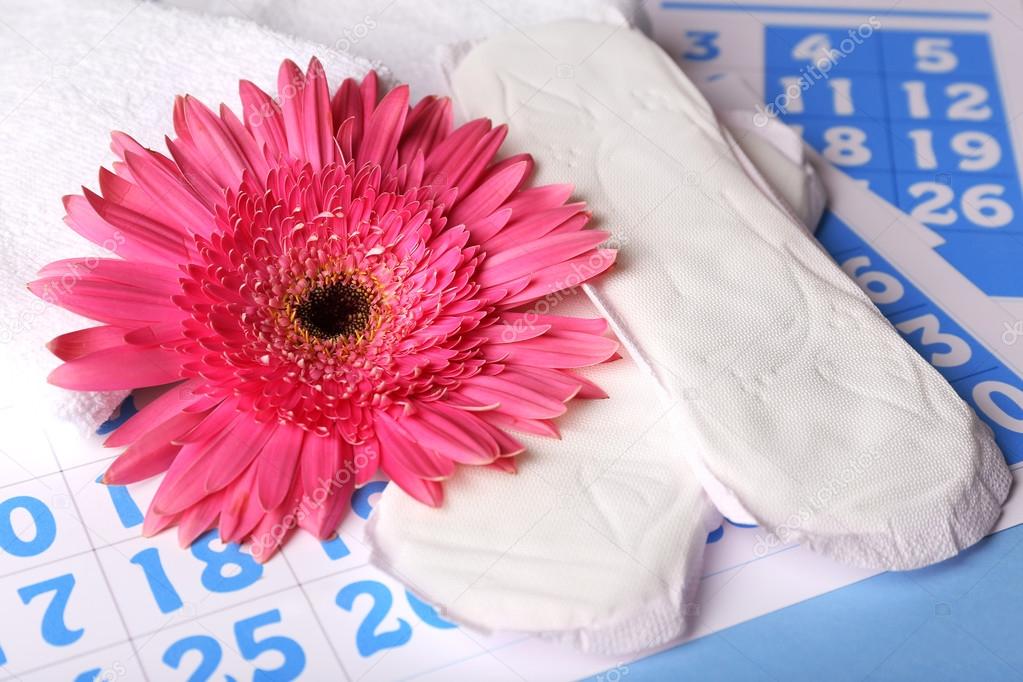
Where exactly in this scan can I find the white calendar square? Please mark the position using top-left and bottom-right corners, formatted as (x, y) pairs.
(134, 588), (341, 681)
(95, 531), (297, 639)
(0, 552), (127, 677)
(302, 563), (504, 681)
(0, 473), (93, 576)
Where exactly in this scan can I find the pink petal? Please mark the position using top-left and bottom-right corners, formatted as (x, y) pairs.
(479, 230), (610, 288)
(358, 84), (409, 169)
(104, 380), (208, 447)
(177, 490), (225, 547)
(63, 192), (190, 264)
(500, 249), (617, 307)
(47, 326), (129, 362)
(48, 345), (184, 390)
(219, 462), (265, 543)
(278, 59), (307, 162)
(255, 424), (305, 511)
(379, 453), (443, 507)
(28, 277), (182, 327)
(103, 409), (205, 484)
(375, 413), (455, 479)
(122, 150), (216, 238)
(301, 57), (335, 169)
(240, 79), (288, 158)
(448, 159), (529, 227)
(400, 402), (499, 465)
(38, 258), (182, 297)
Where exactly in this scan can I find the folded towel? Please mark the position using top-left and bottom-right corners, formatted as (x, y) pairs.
(157, 0), (639, 99)
(0, 0), (375, 435)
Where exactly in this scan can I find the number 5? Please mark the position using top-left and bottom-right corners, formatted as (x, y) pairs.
(915, 37), (957, 73)
(235, 609), (307, 682)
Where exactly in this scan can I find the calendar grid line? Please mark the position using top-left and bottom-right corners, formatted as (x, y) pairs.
(0, 638), (130, 680)
(42, 430), (153, 682)
(395, 635), (535, 682)
(278, 550), (355, 682)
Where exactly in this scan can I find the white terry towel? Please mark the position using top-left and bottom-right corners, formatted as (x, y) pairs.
(0, 0), (375, 434)
(367, 19), (1012, 656)
(157, 0), (641, 100)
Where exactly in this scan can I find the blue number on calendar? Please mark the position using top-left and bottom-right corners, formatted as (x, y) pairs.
(681, 30), (720, 61)
(0, 495), (56, 557)
(405, 589), (457, 630)
(163, 610), (305, 682)
(351, 481), (387, 519)
(321, 535), (351, 560)
(18, 573), (83, 646)
(97, 475), (144, 528)
(336, 580), (412, 657)
(191, 530), (263, 592)
(163, 634), (222, 682)
(235, 609), (306, 681)
(132, 547), (184, 613)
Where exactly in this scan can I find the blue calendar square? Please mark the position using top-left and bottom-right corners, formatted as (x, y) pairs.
(765, 26), (881, 76)
(880, 30), (995, 78)
(792, 117), (893, 172)
(815, 212), (864, 256)
(952, 365), (1023, 465)
(934, 231), (1023, 298)
(843, 170), (898, 204)
(765, 69), (885, 119)
(885, 74), (1005, 124)
(834, 248), (932, 318)
(894, 172), (1022, 235)
(890, 122), (1016, 177)
(886, 305), (995, 383)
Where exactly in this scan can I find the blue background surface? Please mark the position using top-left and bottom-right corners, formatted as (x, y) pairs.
(605, 523), (1023, 681)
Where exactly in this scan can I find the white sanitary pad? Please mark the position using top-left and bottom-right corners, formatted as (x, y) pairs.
(447, 19), (1011, 571)
(370, 298), (722, 655)
(368, 18), (1012, 655)
(0, 0), (375, 432)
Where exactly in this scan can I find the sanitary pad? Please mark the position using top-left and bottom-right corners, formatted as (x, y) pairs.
(446, 19), (1011, 570)
(370, 298), (722, 655)
(368, 19), (1012, 655)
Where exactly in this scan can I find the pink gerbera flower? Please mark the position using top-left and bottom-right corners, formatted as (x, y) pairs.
(31, 58), (617, 560)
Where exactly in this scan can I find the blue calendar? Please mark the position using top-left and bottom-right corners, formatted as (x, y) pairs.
(653, 0), (1023, 468)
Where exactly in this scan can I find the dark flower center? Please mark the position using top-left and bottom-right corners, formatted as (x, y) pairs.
(295, 279), (374, 340)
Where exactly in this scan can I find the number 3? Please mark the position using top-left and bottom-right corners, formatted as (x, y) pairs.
(682, 30), (720, 61)
(894, 314), (971, 367)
